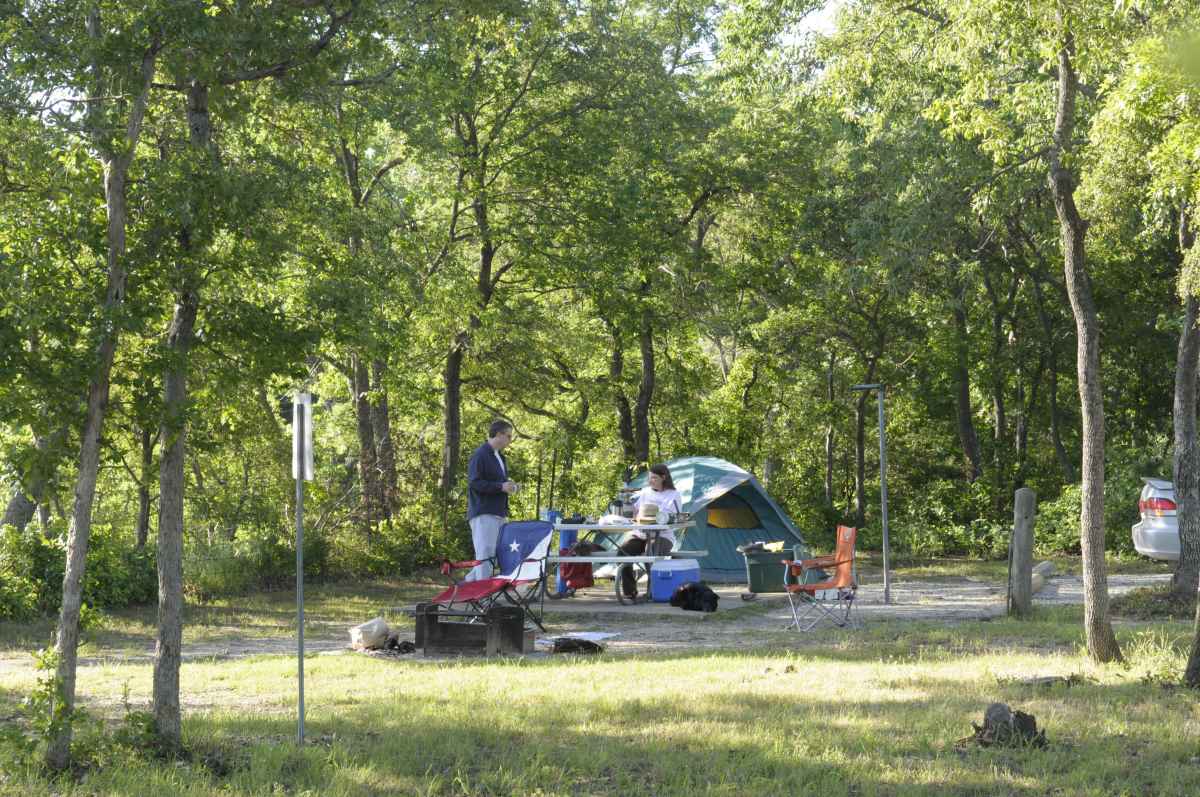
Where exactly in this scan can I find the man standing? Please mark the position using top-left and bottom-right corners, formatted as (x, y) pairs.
(465, 420), (518, 581)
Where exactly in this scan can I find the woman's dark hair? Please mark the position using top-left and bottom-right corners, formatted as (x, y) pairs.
(649, 463), (674, 490)
(488, 419), (513, 438)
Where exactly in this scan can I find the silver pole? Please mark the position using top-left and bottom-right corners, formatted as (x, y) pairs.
(296, 401), (306, 745)
(877, 387), (891, 605)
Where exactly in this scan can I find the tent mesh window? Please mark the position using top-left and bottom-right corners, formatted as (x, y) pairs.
(705, 492), (762, 529)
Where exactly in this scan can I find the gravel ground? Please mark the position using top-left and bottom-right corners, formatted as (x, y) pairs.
(0, 571), (1176, 672)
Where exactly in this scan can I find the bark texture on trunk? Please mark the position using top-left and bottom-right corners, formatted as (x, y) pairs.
(440, 334), (466, 496)
(1048, 33), (1120, 663)
(854, 393), (867, 528)
(371, 358), (397, 513)
(607, 323), (636, 461)
(153, 78), (209, 749)
(1172, 212), (1199, 599)
(824, 352), (836, 507)
(46, 27), (158, 770)
(153, 285), (198, 748)
(350, 353), (380, 523)
(2, 490), (37, 531)
(2, 427), (58, 532)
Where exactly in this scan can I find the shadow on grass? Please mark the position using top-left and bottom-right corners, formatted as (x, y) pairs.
(173, 674), (1200, 796)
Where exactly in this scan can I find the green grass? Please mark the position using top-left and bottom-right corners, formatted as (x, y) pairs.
(858, 553), (1171, 583)
(0, 576), (442, 656)
(2, 571), (1199, 795)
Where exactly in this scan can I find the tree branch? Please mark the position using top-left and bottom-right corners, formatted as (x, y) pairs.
(217, 1), (357, 85)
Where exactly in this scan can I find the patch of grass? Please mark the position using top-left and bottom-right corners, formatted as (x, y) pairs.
(0, 577), (440, 656)
(2, 572), (1200, 795)
(1111, 585), (1198, 621)
(884, 556), (1010, 582)
(3, 633), (1200, 795)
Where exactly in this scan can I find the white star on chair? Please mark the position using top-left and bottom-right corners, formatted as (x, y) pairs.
(509, 541), (521, 552)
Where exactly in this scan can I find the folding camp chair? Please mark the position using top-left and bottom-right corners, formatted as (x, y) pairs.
(783, 525), (859, 631)
(431, 519), (552, 631)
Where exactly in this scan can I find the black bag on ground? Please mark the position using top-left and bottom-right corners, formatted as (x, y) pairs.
(552, 637), (604, 653)
(670, 581), (720, 613)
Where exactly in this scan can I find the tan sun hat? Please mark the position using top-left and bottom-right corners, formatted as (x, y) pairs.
(635, 502), (659, 524)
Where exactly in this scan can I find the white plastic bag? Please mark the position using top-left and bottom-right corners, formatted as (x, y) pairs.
(349, 617), (390, 650)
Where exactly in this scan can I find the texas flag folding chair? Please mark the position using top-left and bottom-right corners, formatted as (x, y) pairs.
(783, 525), (860, 632)
(430, 519), (553, 631)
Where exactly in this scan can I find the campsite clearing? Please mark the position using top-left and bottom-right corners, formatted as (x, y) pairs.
(1, 560), (1195, 796)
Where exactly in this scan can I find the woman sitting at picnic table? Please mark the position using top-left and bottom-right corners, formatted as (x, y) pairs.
(619, 463), (683, 600)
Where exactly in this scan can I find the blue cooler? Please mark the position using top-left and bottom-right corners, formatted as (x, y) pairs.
(650, 559), (700, 603)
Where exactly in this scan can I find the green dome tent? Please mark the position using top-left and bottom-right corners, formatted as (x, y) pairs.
(626, 456), (809, 583)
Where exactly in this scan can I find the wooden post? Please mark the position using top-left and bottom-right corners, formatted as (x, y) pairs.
(1009, 487), (1036, 617)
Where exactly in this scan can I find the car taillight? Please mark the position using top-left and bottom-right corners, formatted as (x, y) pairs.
(1139, 497), (1177, 514)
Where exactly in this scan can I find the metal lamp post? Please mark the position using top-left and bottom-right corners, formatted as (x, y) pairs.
(851, 383), (891, 605)
(291, 392), (314, 743)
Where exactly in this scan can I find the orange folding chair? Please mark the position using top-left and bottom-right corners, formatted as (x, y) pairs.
(783, 525), (859, 631)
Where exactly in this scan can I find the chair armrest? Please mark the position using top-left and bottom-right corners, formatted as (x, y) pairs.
(441, 558), (483, 576)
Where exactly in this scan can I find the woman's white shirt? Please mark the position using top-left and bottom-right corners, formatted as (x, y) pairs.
(634, 487), (683, 543)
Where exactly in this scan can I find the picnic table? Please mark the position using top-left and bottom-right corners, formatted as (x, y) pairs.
(548, 521), (706, 605)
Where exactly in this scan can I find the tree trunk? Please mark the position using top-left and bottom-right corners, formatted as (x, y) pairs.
(349, 353), (380, 524)
(1185, 218), (1200, 687)
(824, 351), (836, 506)
(2, 490), (37, 532)
(135, 426), (154, 549)
(1047, 364), (1074, 482)
(153, 285), (198, 749)
(953, 305), (983, 482)
(153, 78), (210, 749)
(1187, 603), (1200, 687)
(3, 427), (60, 533)
(854, 392), (868, 527)
(762, 402), (781, 490)
(1172, 212), (1199, 600)
(1048, 32), (1120, 663)
(46, 27), (158, 769)
(1029, 273), (1075, 483)
(633, 303), (654, 465)
(606, 322), (636, 461)
(371, 358), (397, 514)
(440, 333), (466, 497)
(735, 361), (761, 453)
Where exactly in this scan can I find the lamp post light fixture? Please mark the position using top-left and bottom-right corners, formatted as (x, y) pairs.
(851, 383), (891, 605)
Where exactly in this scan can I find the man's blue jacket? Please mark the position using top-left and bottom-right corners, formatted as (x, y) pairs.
(467, 441), (509, 520)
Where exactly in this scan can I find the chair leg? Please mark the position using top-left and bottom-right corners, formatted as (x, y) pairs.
(785, 590), (859, 632)
(500, 583), (548, 632)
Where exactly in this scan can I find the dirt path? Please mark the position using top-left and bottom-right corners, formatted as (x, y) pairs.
(0, 572), (1173, 674)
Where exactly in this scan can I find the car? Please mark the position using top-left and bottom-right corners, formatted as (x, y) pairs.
(1131, 477), (1178, 561)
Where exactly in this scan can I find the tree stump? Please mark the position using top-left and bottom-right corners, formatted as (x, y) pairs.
(960, 702), (1047, 748)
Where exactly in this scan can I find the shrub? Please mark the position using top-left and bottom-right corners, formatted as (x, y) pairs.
(0, 522), (157, 620)
(1033, 453), (1144, 557)
(184, 529), (330, 602)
